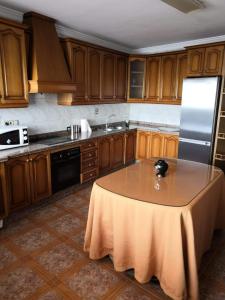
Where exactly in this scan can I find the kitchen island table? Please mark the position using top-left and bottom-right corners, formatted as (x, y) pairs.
(84, 159), (225, 300)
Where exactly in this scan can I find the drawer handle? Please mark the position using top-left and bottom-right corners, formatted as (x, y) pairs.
(90, 173), (93, 177)
(88, 153), (92, 157)
(88, 163), (92, 167)
(88, 144), (92, 147)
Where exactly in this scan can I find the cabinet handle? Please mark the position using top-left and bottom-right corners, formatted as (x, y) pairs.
(26, 159), (29, 162)
(89, 163), (92, 167)
(90, 173), (93, 177)
(88, 153), (92, 157)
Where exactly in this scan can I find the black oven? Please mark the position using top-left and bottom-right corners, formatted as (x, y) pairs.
(51, 147), (80, 193)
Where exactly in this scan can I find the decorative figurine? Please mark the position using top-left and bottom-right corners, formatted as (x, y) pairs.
(154, 159), (168, 177)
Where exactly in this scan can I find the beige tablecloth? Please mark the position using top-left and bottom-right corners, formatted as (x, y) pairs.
(84, 159), (225, 300)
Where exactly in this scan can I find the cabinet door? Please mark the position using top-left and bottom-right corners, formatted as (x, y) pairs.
(163, 135), (179, 158)
(88, 47), (101, 100)
(149, 133), (164, 158)
(125, 131), (136, 164)
(115, 55), (127, 101)
(71, 44), (88, 101)
(204, 45), (224, 76)
(128, 58), (146, 100)
(160, 55), (177, 101)
(0, 163), (7, 218)
(176, 53), (187, 101)
(0, 24), (28, 107)
(98, 136), (111, 174)
(187, 48), (205, 76)
(111, 133), (125, 169)
(145, 56), (161, 101)
(136, 131), (151, 159)
(101, 52), (115, 100)
(6, 156), (31, 212)
(30, 152), (52, 203)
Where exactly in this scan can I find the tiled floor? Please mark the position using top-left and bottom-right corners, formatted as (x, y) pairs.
(0, 184), (225, 300)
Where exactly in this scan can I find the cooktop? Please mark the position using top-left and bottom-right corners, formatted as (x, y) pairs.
(39, 136), (78, 146)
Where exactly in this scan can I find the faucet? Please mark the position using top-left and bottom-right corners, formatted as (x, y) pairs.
(105, 114), (116, 130)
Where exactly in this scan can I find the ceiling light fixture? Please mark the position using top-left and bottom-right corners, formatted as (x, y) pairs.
(161, 0), (204, 13)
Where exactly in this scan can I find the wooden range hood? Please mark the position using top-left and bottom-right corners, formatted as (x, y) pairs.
(23, 12), (76, 93)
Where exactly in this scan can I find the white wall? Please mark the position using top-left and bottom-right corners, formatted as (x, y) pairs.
(129, 103), (181, 126)
(0, 94), (130, 135)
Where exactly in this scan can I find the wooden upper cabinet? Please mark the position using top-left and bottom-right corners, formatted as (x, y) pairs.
(160, 55), (177, 101)
(115, 55), (127, 101)
(128, 57), (146, 100)
(71, 44), (88, 101)
(187, 45), (224, 76)
(88, 47), (101, 100)
(30, 151), (52, 203)
(145, 56), (161, 101)
(125, 131), (136, 164)
(187, 48), (205, 76)
(6, 156), (31, 212)
(204, 45), (224, 75)
(101, 52), (115, 100)
(111, 134), (125, 169)
(0, 21), (28, 107)
(176, 53), (188, 101)
(163, 135), (179, 158)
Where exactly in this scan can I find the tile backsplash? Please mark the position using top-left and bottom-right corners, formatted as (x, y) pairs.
(0, 94), (130, 135)
(0, 94), (181, 135)
(129, 103), (181, 126)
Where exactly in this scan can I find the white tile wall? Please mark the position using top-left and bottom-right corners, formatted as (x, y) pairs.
(0, 94), (130, 135)
(0, 95), (181, 135)
(129, 103), (181, 126)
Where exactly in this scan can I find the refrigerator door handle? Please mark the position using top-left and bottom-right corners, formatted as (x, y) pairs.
(179, 137), (211, 146)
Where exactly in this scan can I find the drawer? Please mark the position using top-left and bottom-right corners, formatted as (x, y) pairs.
(81, 140), (97, 152)
(82, 149), (98, 161)
(82, 159), (98, 172)
(81, 169), (98, 183)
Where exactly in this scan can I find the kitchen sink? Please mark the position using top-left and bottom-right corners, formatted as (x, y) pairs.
(103, 126), (124, 132)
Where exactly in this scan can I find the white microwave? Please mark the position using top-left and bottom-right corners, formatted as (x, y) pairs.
(0, 126), (29, 150)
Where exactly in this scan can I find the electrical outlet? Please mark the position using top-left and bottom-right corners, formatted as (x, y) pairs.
(94, 107), (99, 115)
(4, 120), (19, 126)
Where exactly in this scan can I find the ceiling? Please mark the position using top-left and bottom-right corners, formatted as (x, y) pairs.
(1, 0), (225, 49)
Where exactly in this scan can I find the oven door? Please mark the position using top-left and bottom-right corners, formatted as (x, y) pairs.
(51, 151), (80, 193)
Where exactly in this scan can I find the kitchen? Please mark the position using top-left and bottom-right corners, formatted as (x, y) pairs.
(0, 1), (225, 299)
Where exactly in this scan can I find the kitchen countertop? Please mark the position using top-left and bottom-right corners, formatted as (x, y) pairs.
(0, 125), (179, 163)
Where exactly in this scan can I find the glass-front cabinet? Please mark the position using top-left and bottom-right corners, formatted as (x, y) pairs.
(128, 57), (146, 100)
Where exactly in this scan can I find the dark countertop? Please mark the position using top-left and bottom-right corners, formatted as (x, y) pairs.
(0, 125), (179, 163)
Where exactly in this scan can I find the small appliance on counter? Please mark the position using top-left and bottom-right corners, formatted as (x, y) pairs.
(80, 119), (92, 133)
(0, 125), (29, 150)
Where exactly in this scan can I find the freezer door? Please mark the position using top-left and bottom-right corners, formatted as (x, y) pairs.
(180, 77), (220, 142)
(178, 138), (212, 164)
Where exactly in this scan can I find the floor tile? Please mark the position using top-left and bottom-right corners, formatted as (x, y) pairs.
(36, 243), (84, 275)
(29, 205), (63, 222)
(65, 261), (121, 299)
(0, 266), (44, 300)
(0, 244), (17, 270)
(48, 214), (83, 236)
(110, 285), (156, 300)
(13, 227), (55, 252)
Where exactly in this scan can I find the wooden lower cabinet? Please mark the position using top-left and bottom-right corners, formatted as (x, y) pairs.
(99, 131), (136, 175)
(125, 131), (136, 164)
(136, 130), (179, 160)
(5, 151), (51, 213)
(0, 163), (7, 218)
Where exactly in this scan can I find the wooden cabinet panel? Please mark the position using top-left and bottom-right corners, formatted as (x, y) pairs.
(136, 131), (151, 159)
(160, 55), (177, 101)
(6, 156), (31, 212)
(204, 45), (224, 75)
(187, 48), (205, 76)
(115, 55), (127, 101)
(149, 133), (164, 158)
(163, 135), (179, 158)
(0, 23), (28, 107)
(125, 131), (136, 164)
(102, 52), (115, 100)
(0, 163), (7, 218)
(99, 136), (111, 174)
(146, 56), (161, 101)
(128, 57), (146, 100)
(176, 53), (187, 101)
(71, 44), (87, 100)
(88, 47), (101, 100)
(30, 152), (51, 203)
(111, 134), (124, 169)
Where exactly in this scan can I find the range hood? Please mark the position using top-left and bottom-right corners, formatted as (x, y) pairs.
(23, 12), (76, 93)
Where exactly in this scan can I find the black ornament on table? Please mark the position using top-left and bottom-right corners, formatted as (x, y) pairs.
(154, 159), (168, 177)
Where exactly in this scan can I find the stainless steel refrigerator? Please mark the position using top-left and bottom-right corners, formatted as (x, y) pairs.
(178, 76), (221, 164)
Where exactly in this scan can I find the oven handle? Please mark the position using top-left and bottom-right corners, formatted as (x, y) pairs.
(51, 154), (80, 164)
